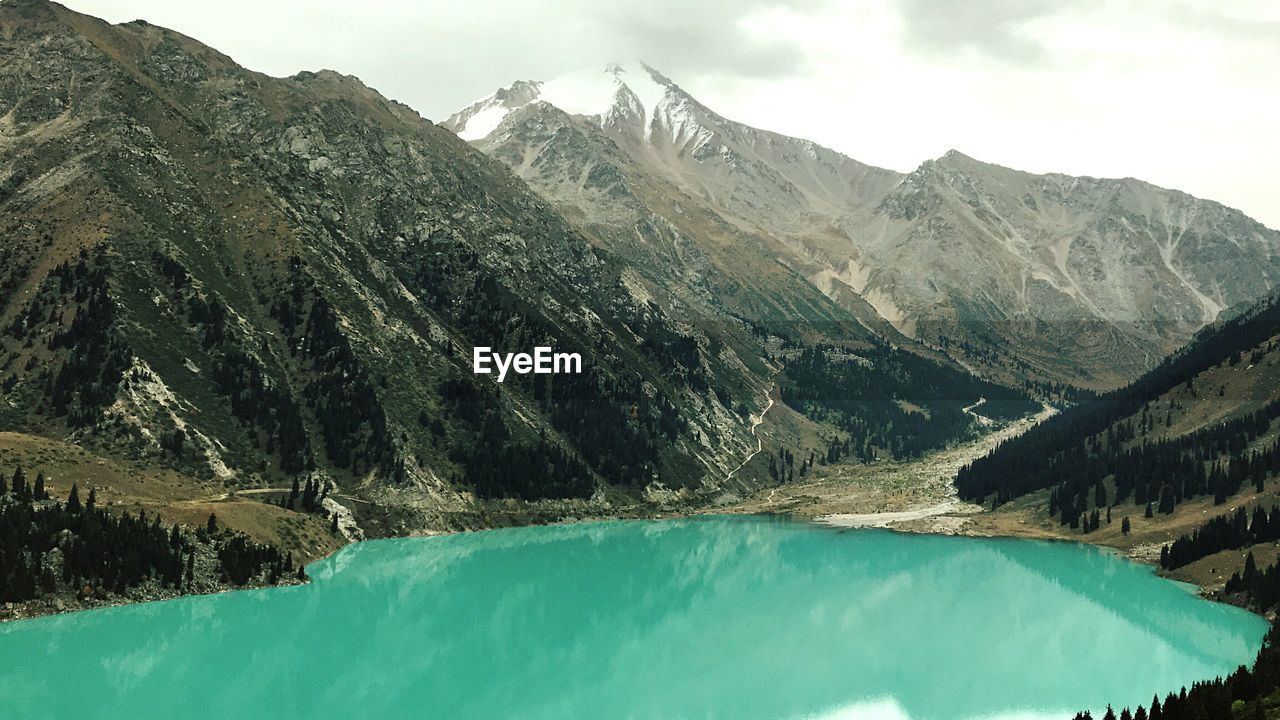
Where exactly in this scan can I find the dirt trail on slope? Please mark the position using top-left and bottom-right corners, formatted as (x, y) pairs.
(724, 393), (777, 489)
(171, 487), (283, 506)
(962, 397), (992, 427)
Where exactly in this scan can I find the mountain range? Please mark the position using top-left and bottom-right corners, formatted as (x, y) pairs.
(446, 62), (1280, 390)
(2, 0), (1278, 551)
(0, 0), (1023, 541)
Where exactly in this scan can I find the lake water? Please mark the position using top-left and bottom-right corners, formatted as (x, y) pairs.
(0, 516), (1267, 720)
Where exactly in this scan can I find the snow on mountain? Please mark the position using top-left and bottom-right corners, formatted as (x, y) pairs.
(445, 62), (899, 217)
(448, 63), (710, 147)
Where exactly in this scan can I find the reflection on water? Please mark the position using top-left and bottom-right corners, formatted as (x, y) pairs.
(0, 516), (1267, 720)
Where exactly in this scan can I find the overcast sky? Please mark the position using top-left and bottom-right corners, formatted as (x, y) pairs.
(63, 0), (1280, 229)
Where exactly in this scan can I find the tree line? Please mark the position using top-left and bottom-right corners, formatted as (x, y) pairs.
(970, 396), (1280, 523)
(958, 293), (1280, 507)
(780, 344), (1036, 462)
(1227, 553), (1280, 613)
(1160, 504), (1280, 570)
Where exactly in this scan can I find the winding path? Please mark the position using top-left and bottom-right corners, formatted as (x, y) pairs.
(725, 393), (775, 483)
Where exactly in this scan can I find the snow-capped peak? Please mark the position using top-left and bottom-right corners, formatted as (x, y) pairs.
(446, 62), (687, 143)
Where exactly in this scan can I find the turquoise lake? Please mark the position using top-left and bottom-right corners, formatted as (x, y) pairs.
(0, 515), (1268, 720)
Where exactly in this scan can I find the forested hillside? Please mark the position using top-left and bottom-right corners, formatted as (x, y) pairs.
(779, 342), (1038, 462)
(0, 0), (768, 517)
(958, 291), (1280, 518)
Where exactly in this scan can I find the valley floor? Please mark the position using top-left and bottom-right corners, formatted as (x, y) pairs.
(718, 403), (1056, 529)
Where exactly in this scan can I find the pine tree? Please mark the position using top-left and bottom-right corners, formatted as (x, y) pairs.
(33, 472), (45, 500)
(206, 513), (218, 535)
(86, 487), (96, 512)
(67, 482), (81, 513)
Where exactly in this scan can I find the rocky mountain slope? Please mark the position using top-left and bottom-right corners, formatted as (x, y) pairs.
(448, 63), (1280, 389)
(0, 1), (1022, 544)
(854, 151), (1280, 388)
(445, 63), (907, 345)
(0, 1), (769, 525)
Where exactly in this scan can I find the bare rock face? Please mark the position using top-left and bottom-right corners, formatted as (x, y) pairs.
(321, 496), (364, 542)
(449, 64), (1280, 389)
(844, 151), (1280, 388)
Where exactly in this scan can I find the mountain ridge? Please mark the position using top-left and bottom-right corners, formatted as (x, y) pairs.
(449, 62), (1280, 390)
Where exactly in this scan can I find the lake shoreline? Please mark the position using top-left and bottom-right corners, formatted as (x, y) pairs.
(3, 494), (1260, 625)
(1, 401), (1265, 625)
(0, 575), (308, 624)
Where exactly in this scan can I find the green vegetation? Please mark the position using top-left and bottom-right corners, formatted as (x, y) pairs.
(959, 291), (1280, 509)
(1160, 504), (1280, 570)
(0, 464), (298, 605)
(779, 343), (1037, 461)
(8, 249), (131, 428)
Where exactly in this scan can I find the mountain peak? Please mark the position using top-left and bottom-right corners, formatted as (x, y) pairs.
(445, 62), (689, 142)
